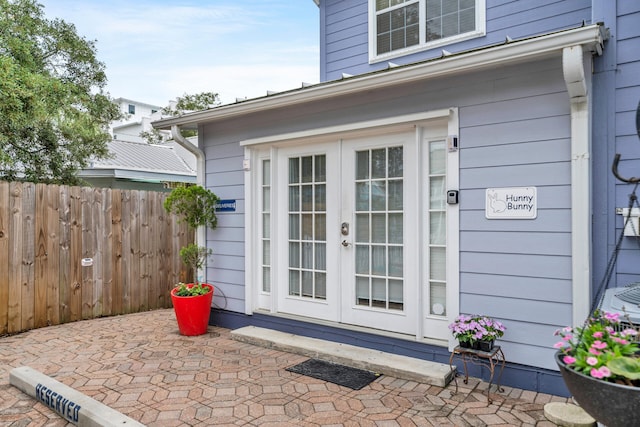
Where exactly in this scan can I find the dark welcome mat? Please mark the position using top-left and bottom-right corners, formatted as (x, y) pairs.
(286, 358), (381, 390)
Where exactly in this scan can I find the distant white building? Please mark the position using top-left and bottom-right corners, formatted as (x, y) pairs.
(110, 98), (171, 143)
(79, 98), (196, 190)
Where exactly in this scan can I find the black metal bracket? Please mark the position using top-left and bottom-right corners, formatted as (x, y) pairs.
(611, 101), (640, 184)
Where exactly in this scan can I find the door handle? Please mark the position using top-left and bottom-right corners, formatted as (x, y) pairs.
(341, 240), (351, 247)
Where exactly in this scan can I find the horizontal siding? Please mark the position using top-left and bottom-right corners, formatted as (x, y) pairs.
(462, 139), (571, 168)
(320, 0), (591, 81)
(461, 294), (570, 326)
(616, 61), (640, 89)
(487, 0), (591, 36)
(461, 116), (570, 149)
(461, 231), (571, 256)
(461, 162), (571, 188)
(461, 92), (570, 127)
(207, 170), (244, 190)
(460, 210), (571, 233)
(455, 58), (573, 368)
(460, 272), (571, 303)
(204, 135), (246, 314)
(461, 252), (572, 280)
(502, 340), (560, 371)
(322, 0), (367, 80)
(611, 5), (640, 288)
(616, 87), (640, 112)
(617, 8), (640, 41)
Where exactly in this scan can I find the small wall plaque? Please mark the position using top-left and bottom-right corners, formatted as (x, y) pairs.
(215, 199), (237, 212)
(486, 187), (537, 219)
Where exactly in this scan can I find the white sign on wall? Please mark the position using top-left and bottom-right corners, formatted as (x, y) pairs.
(485, 187), (537, 219)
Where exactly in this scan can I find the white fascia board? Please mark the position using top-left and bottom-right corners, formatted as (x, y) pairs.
(240, 109), (452, 147)
(152, 24), (603, 130)
(111, 170), (196, 183)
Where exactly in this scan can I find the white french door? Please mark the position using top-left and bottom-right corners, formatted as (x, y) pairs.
(255, 111), (458, 342)
(275, 143), (340, 321)
(339, 133), (418, 334)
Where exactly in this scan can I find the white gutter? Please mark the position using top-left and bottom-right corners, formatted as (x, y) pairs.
(153, 24), (604, 130)
(563, 45), (594, 326)
(171, 125), (207, 281)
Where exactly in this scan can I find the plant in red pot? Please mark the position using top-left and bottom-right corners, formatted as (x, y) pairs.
(164, 185), (219, 336)
(170, 244), (214, 336)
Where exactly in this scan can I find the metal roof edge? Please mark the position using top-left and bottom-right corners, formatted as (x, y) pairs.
(152, 24), (604, 130)
(79, 168), (196, 182)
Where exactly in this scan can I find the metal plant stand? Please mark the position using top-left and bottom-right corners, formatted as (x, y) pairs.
(449, 345), (506, 404)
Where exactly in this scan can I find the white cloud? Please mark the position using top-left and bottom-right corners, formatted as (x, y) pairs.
(39, 0), (319, 107)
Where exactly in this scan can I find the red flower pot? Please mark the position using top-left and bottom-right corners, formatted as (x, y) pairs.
(170, 283), (214, 336)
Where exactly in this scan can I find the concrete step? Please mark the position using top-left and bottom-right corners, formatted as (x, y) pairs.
(231, 326), (455, 388)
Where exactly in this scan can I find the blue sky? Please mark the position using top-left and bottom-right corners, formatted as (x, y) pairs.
(39, 0), (320, 107)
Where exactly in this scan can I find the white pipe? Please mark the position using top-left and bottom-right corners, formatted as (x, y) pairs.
(563, 46), (592, 326)
(171, 125), (205, 186)
(171, 125), (207, 282)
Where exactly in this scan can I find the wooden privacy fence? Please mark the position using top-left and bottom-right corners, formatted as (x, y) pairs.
(0, 181), (194, 335)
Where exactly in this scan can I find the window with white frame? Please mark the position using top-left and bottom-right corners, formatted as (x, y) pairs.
(261, 159), (271, 293)
(371, 0), (484, 60)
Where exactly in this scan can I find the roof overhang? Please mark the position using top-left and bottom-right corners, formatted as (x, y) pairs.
(78, 168), (196, 183)
(152, 24), (605, 131)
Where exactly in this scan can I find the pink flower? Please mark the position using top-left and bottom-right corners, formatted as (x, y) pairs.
(586, 357), (598, 366)
(590, 366), (612, 379)
(604, 312), (620, 322)
(613, 337), (629, 345)
(591, 340), (607, 350)
(554, 341), (566, 349)
(562, 334), (573, 341)
(588, 348), (601, 356)
(563, 355), (576, 365)
(592, 331), (603, 338)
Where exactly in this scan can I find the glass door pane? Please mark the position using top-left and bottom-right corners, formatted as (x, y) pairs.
(261, 159), (271, 293)
(354, 146), (404, 311)
(288, 155), (327, 300)
(428, 140), (446, 316)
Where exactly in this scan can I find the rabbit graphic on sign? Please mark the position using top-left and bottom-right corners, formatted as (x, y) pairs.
(487, 191), (507, 214)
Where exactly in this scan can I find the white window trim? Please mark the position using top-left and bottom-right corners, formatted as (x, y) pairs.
(368, 0), (486, 64)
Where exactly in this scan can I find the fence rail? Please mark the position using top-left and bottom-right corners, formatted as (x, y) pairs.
(0, 181), (193, 335)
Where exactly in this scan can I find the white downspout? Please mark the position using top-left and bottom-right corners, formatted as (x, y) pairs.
(171, 125), (207, 281)
(563, 46), (591, 326)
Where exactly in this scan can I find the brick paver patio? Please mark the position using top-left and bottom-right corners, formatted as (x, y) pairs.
(0, 309), (568, 426)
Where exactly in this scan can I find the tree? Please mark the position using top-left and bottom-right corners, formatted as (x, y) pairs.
(140, 91), (221, 143)
(0, 0), (121, 184)
(161, 92), (220, 117)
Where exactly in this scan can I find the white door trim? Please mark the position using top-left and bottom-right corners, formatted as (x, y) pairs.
(244, 108), (460, 343)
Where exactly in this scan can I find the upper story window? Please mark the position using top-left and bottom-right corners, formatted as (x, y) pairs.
(370, 0), (485, 62)
(128, 104), (136, 114)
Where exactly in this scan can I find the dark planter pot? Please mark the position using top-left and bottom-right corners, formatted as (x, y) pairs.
(170, 283), (214, 336)
(555, 352), (640, 427)
(479, 340), (494, 352)
(459, 340), (471, 349)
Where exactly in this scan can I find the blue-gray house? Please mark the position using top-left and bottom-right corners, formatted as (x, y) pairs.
(154, 0), (640, 396)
